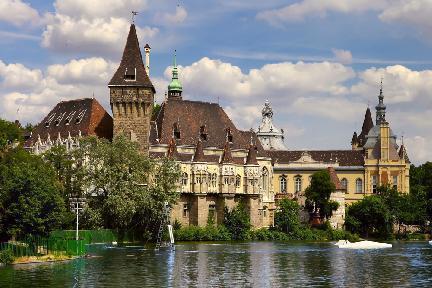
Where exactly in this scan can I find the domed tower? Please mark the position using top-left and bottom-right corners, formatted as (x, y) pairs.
(256, 101), (287, 150)
(168, 51), (182, 100)
(108, 24), (155, 154)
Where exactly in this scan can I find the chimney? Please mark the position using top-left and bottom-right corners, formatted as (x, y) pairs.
(144, 43), (151, 76)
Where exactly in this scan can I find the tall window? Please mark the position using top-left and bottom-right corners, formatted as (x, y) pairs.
(341, 178), (348, 193)
(280, 176), (287, 193)
(295, 177), (302, 193)
(262, 167), (269, 191)
(211, 173), (217, 187)
(393, 175), (398, 190)
(183, 204), (189, 217)
(356, 178), (363, 194)
(182, 173), (188, 186)
(372, 175), (377, 193)
(208, 204), (216, 225)
(235, 175), (241, 188)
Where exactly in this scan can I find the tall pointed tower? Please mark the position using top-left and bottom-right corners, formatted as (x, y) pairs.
(108, 24), (155, 153)
(167, 51), (182, 100)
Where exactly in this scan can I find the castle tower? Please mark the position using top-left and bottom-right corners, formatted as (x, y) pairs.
(376, 82), (386, 125)
(256, 101), (287, 150)
(108, 24), (155, 154)
(167, 51), (183, 100)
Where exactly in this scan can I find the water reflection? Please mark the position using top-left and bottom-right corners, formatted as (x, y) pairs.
(1, 242), (432, 287)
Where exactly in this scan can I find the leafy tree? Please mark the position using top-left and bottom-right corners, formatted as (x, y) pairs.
(274, 199), (301, 233)
(223, 202), (251, 240)
(305, 170), (339, 219)
(0, 119), (23, 151)
(0, 148), (70, 239)
(70, 136), (181, 240)
(152, 104), (161, 120)
(345, 195), (392, 238)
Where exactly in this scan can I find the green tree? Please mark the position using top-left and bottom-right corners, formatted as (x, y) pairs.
(223, 202), (251, 240)
(0, 148), (69, 239)
(0, 119), (23, 151)
(345, 195), (392, 238)
(305, 170), (339, 219)
(71, 136), (181, 240)
(274, 199), (301, 233)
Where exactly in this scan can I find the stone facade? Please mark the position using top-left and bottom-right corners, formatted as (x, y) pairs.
(110, 87), (153, 153)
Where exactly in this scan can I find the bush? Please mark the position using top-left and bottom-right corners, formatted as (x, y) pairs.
(174, 225), (231, 241)
(223, 203), (251, 240)
(0, 249), (15, 265)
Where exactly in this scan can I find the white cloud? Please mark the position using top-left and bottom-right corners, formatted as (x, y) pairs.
(154, 6), (188, 26)
(0, 58), (116, 124)
(404, 136), (432, 164)
(379, 0), (432, 40)
(0, 0), (41, 26)
(257, 0), (388, 25)
(332, 48), (353, 64)
(41, 0), (159, 57)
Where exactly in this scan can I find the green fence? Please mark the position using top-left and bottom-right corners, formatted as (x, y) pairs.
(0, 236), (85, 258)
(50, 229), (116, 244)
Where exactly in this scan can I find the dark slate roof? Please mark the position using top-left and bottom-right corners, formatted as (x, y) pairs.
(358, 107), (374, 147)
(150, 99), (266, 156)
(327, 167), (343, 190)
(268, 150), (365, 166)
(108, 24), (155, 91)
(25, 98), (113, 147)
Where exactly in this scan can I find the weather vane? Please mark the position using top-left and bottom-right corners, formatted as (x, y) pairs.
(132, 11), (138, 23)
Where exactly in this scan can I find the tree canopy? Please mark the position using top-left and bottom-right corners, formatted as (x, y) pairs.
(304, 170), (339, 219)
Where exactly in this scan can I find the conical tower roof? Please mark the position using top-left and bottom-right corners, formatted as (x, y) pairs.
(108, 24), (155, 91)
(220, 140), (233, 164)
(193, 139), (205, 162)
(358, 107), (374, 146)
(245, 144), (258, 165)
(166, 137), (179, 159)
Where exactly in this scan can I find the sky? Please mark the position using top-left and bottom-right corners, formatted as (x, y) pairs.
(0, 0), (431, 164)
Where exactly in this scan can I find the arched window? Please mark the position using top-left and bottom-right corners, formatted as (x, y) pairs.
(262, 167), (269, 191)
(295, 177), (302, 193)
(356, 178), (363, 194)
(182, 172), (188, 186)
(280, 176), (287, 193)
(211, 173), (217, 187)
(235, 175), (241, 188)
(341, 178), (348, 193)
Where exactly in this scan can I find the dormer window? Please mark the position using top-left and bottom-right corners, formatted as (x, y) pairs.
(45, 113), (56, 128)
(124, 68), (136, 81)
(64, 111), (76, 126)
(200, 125), (208, 141)
(75, 109), (86, 125)
(173, 122), (181, 139)
(225, 127), (233, 143)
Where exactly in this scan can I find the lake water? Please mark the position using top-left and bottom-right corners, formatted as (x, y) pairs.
(1, 241), (432, 287)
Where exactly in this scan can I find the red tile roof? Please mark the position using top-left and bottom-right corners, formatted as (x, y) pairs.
(25, 98), (112, 147)
(327, 167), (343, 190)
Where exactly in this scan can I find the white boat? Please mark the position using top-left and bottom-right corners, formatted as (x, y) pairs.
(428, 240), (432, 245)
(335, 240), (392, 249)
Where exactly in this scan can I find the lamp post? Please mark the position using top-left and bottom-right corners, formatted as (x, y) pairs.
(69, 198), (86, 241)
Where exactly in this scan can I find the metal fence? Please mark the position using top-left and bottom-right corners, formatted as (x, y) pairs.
(0, 236), (85, 258)
(50, 229), (116, 244)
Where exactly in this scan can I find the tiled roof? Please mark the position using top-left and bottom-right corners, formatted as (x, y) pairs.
(268, 150), (365, 166)
(108, 24), (155, 91)
(193, 139), (205, 162)
(25, 98), (112, 147)
(327, 167), (343, 190)
(150, 99), (266, 156)
(221, 140), (233, 163)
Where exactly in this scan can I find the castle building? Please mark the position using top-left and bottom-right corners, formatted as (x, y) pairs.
(268, 85), (410, 210)
(26, 24), (410, 229)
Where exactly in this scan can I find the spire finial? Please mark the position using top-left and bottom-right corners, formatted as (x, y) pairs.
(380, 76), (384, 95)
(131, 11), (138, 24)
(174, 49), (177, 67)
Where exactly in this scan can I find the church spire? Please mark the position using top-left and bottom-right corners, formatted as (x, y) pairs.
(168, 50), (183, 100)
(376, 78), (386, 125)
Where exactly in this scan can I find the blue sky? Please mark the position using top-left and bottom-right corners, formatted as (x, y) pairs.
(0, 0), (431, 164)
